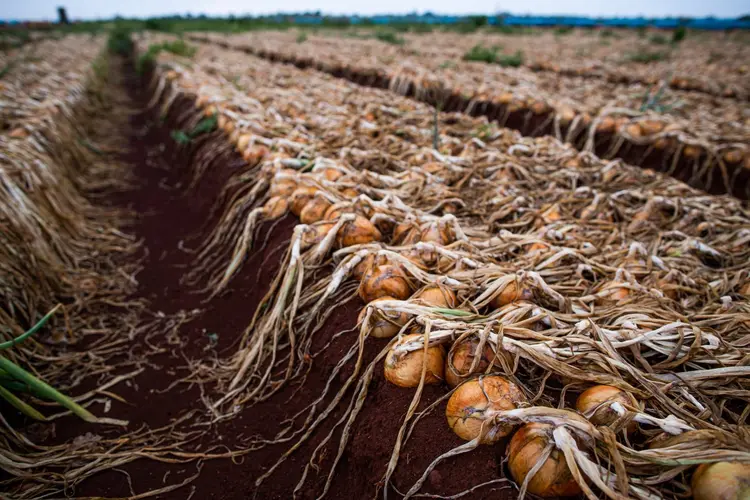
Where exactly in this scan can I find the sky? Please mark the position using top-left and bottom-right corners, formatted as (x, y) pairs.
(1, 0), (748, 21)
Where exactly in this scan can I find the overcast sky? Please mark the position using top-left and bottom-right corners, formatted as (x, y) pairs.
(2, 0), (748, 21)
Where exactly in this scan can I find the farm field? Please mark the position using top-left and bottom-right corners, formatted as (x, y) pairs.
(2, 26), (750, 500)
(189, 29), (750, 199)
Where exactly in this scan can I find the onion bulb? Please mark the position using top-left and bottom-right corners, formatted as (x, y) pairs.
(299, 195), (331, 224)
(445, 337), (499, 388)
(243, 145), (269, 167)
(263, 196), (288, 219)
(576, 385), (638, 432)
(319, 167), (343, 181)
(384, 333), (445, 387)
(445, 375), (526, 443)
(300, 222), (335, 250)
(596, 281), (630, 304)
(692, 462), (750, 500)
(358, 297), (409, 338)
(359, 265), (411, 303)
(489, 281), (532, 309)
(393, 221), (421, 245)
(411, 285), (457, 309)
(508, 423), (581, 497)
(420, 222), (454, 245)
(289, 186), (319, 216)
(269, 178), (297, 198)
(336, 215), (382, 248)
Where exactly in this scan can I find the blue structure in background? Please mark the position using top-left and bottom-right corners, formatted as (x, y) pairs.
(284, 14), (750, 30)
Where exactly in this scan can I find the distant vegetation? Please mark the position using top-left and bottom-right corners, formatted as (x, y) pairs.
(463, 45), (523, 67)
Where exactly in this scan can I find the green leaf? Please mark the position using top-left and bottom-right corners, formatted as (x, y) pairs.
(189, 115), (217, 137)
(170, 130), (191, 144)
(0, 384), (47, 421)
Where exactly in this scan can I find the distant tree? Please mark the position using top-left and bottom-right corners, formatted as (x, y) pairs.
(739, 14), (750, 22)
(57, 6), (69, 24)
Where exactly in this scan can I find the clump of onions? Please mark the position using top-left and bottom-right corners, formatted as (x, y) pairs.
(263, 196), (288, 219)
(508, 423), (581, 497)
(576, 385), (638, 432)
(300, 222), (335, 250)
(358, 297), (409, 338)
(336, 215), (382, 247)
(490, 280), (533, 309)
(411, 285), (457, 309)
(299, 195), (332, 224)
(692, 462), (750, 500)
(445, 336), (504, 388)
(445, 375), (526, 443)
(384, 333), (445, 387)
(289, 186), (319, 216)
(359, 264), (412, 303)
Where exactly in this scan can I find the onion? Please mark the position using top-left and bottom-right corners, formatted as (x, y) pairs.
(411, 285), (457, 309)
(352, 253), (382, 281)
(323, 202), (351, 221)
(384, 333), (445, 387)
(445, 336), (500, 388)
(489, 281), (533, 309)
(299, 195), (331, 224)
(243, 145), (269, 166)
(359, 264), (411, 303)
(692, 462), (750, 500)
(289, 186), (319, 216)
(269, 178), (297, 198)
(445, 375), (526, 443)
(393, 220), (421, 245)
(358, 297), (409, 338)
(596, 281), (630, 304)
(263, 196), (288, 219)
(508, 423), (581, 497)
(596, 116), (616, 134)
(300, 222), (335, 250)
(420, 222), (454, 245)
(319, 167), (343, 181)
(576, 385), (638, 432)
(336, 215), (382, 248)
(340, 187), (359, 199)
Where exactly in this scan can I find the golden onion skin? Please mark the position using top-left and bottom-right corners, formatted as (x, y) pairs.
(412, 285), (457, 309)
(489, 281), (532, 309)
(384, 333), (445, 387)
(445, 375), (526, 443)
(359, 265), (411, 303)
(300, 222), (335, 250)
(299, 196), (332, 224)
(576, 385), (638, 432)
(269, 179), (297, 198)
(263, 196), (289, 219)
(336, 215), (382, 248)
(692, 462), (750, 500)
(289, 186), (319, 216)
(445, 337), (498, 388)
(358, 297), (408, 339)
(508, 423), (582, 497)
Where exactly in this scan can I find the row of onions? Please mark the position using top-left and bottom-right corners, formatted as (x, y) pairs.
(147, 35), (750, 499)
(397, 29), (750, 99)
(1, 36), (146, 498)
(188, 31), (750, 199)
